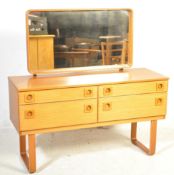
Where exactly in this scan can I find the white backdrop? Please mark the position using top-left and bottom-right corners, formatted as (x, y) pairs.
(0, 0), (174, 127)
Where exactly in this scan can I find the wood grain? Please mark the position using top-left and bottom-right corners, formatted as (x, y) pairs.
(19, 99), (97, 131)
(99, 93), (167, 122)
(28, 38), (38, 71)
(37, 37), (54, 70)
(99, 81), (168, 97)
(8, 79), (20, 132)
(28, 35), (55, 71)
(19, 86), (97, 105)
(20, 115), (164, 135)
(8, 68), (168, 92)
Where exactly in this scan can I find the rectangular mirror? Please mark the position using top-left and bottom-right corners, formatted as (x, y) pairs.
(26, 9), (133, 74)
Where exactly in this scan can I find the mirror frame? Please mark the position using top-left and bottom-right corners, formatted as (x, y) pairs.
(26, 8), (133, 75)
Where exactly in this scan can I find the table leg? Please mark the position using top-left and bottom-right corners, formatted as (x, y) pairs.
(20, 134), (36, 173)
(131, 120), (157, 155)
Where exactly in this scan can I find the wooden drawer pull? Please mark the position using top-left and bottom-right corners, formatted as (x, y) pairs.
(84, 104), (93, 113)
(103, 102), (112, 111)
(25, 94), (34, 103)
(103, 87), (112, 96)
(25, 110), (34, 119)
(84, 89), (93, 97)
(156, 83), (164, 91)
(155, 98), (163, 106)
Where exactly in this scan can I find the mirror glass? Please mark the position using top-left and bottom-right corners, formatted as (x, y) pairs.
(26, 9), (132, 73)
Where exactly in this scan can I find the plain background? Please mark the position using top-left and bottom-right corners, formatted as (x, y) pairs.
(0, 0), (174, 174)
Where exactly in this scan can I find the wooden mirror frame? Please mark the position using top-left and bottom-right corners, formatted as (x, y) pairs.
(26, 9), (133, 75)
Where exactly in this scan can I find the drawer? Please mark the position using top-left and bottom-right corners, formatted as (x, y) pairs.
(19, 99), (97, 131)
(19, 86), (97, 104)
(99, 81), (168, 97)
(99, 93), (167, 122)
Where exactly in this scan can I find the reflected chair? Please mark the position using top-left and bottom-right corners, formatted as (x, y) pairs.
(101, 41), (127, 65)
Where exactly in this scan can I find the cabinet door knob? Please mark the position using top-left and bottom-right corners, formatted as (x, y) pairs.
(25, 110), (34, 119)
(103, 102), (112, 111)
(156, 83), (164, 91)
(103, 87), (112, 96)
(84, 104), (93, 113)
(155, 98), (163, 106)
(84, 89), (93, 97)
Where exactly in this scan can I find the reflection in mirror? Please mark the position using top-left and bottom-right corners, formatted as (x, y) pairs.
(27, 10), (132, 72)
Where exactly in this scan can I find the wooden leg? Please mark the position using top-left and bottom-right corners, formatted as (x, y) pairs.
(131, 120), (157, 155)
(20, 134), (36, 173)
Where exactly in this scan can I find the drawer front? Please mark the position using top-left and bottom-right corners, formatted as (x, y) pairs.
(19, 86), (97, 104)
(19, 99), (97, 131)
(99, 93), (167, 122)
(99, 81), (168, 97)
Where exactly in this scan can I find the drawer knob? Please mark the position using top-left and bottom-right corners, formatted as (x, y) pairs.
(25, 94), (34, 103)
(84, 89), (93, 97)
(155, 98), (163, 106)
(84, 104), (93, 113)
(103, 102), (112, 111)
(26, 94), (33, 100)
(103, 87), (112, 96)
(156, 83), (164, 91)
(25, 110), (34, 119)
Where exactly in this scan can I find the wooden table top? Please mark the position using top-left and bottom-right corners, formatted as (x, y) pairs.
(9, 68), (168, 92)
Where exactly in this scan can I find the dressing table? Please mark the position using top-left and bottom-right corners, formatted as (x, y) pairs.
(8, 9), (168, 173)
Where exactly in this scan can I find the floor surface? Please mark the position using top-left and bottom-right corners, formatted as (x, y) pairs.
(0, 120), (174, 175)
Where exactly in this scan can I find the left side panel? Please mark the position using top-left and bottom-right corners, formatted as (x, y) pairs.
(8, 79), (20, 132)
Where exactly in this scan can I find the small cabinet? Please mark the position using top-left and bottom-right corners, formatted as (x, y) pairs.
(28, 35), (55, 71)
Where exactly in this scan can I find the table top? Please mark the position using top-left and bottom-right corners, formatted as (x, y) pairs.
(9, 68), (168, 92)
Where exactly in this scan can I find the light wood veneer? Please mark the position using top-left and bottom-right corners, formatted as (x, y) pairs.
(28, 35), (55, 71)
(8, 68), (168, 173)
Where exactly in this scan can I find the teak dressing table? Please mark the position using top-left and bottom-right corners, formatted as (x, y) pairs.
(8, 9), (168, 173)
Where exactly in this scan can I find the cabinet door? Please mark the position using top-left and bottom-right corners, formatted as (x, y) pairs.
(38, 37), (54, 70)
(28, 38), (38, 70)
(99, 93), (167, 122)
(20, 99), (97, 131)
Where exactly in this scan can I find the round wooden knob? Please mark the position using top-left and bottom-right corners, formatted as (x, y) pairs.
(155, 98), (163, 105)
(103, 102), (112, 111)
(26, 94), (33, 101)
(86, 89), (92, 95)
(105, 88), (111, 93)
(157, 98), (162, 103)
(158, 84), (163, 89)
(86, 105), (92, 111)
(106, 103), (111, 109)
(27, 111), (33, 117)
(84, 105), (93, 113)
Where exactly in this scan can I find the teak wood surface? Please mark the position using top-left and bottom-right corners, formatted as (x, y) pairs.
(9, 68), (168, 91)
(8, 68), (168, 173)
(28, 35), (55, 71)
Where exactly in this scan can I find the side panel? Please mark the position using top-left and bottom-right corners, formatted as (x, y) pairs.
(8, 79), (20, 132)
